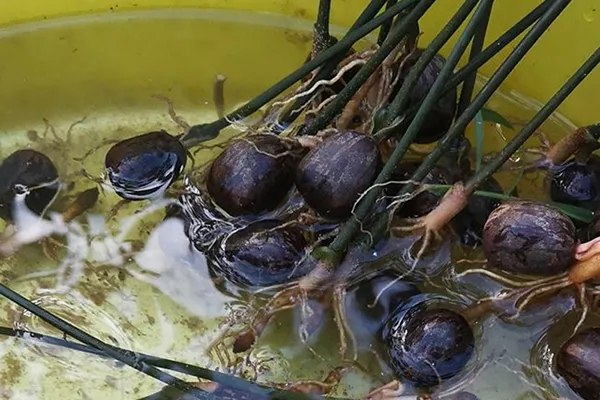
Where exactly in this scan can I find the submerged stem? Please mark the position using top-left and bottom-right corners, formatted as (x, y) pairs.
(181, 0), (418, 148)
(0, 284), (208, 399)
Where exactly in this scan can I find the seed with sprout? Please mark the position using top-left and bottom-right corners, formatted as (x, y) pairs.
(0, 149), (59, 221)
(104, 130), (186, 201)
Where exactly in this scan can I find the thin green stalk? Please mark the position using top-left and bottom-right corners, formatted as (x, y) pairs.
(277, 0), (390, 127)
(377, 0), (398, 45)
(384, 0), (482, 128)
(0, 327), (319, 400)
(447, 0), (553, 91)
(328, 0), (490, 255)
(456, 1), (493, 121)
(300, 0), (436, 137)
(313, 0), (332, 55)
(396, 0), (571, 205)
(465, 46), (600, 193)
(352, 0), (572, 251)
(373, 0), (551, 141)
(180, 0), (419, 148)
(0, 283), (209, 400)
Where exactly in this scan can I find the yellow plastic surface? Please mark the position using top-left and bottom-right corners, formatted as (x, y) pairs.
(0, 0), (598, 127)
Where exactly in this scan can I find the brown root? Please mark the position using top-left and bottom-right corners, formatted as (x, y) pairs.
(232, 286), (308, 353)
(574, 283), (589, 335)
(547, 126), (595, 166)
(213, 74), (227, 119)
(570, 254), (600, 284)
(512, 277), (572, 315)
(337, 68), (382, 130)
(153, 94), (191, 133)
(332, 286), (357, 362)
(365, 380), (406, 400)
(429, 182), (471, 231)
(61, 187), (99, 223)
(270, 365), (351, 396)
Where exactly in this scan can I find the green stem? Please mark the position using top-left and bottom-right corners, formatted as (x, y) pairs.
(0, 283), (208, 399)
(456, 1), (493, 124)
(277, 0), (390, 127)
(447, 0), (553, 93)
(313, 0), (332, 55)
(377, 0), (398, 45)
(300, 0), (436, 137)
(328, 0), (489, 255)
(384, 0), (482, 128)
(389, 0), (570, 210)
(180, 0), (419, 148)
(373, 0), (552, 141)
(465, 46), (600, 194)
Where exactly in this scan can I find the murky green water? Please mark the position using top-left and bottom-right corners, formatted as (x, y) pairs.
(0, 8), (592, 400)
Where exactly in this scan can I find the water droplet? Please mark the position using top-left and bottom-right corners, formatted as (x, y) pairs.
(583, 9), (596, 22)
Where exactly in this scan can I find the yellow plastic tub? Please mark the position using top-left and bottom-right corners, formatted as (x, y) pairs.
(0, 1), (598, 399)
(0, 0), (598, 127)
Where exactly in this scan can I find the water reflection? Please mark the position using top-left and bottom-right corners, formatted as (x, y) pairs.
(132, 216), (232, 319)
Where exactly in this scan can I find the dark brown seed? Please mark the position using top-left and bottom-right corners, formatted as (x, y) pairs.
(221, 220), (309, 287)
(207, 134), (305, 216)
(391, 50), (458, 144)
(557, 327), (600, 400)
(104, 130), (186, 201)
(482, 200), (577, 276)
(385, 305), (474, 387)
(295, 130), (382, 220)
(0, 149), (59, 221)
(387, 161), (455, 217)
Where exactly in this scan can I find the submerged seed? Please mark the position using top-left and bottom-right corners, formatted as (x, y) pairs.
(104, 130), (186, 201)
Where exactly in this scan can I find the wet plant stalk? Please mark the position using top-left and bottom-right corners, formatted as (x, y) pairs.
(313, 0), (332, 55)
(392, 0), (571, 209)
(180, 0), (419, 148)
(327, 0), (492, 255)
(300, 0), (436, 137)
(374, 0), (552, 141)
(447, 0), (553, 91)
(465, 46), (600, 194)
(278, 0), (389, 126)
(456, 1), (493, 123)
(360, 0), (573, 249)
(0, 323), (350, 400)
(0, 284), (209, 400)
(377, 0), (398, 45)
